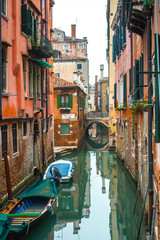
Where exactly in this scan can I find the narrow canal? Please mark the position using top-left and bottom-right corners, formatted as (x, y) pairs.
(20, 127), (147, 240)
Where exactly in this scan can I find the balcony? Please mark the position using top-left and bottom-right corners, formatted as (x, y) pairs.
(127, 2), (146, 36)
(29, 33), (54, 58)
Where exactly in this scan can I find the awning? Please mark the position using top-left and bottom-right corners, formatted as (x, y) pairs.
(29, 58), (53, 68)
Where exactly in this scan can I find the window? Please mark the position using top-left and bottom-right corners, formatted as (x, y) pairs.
(56, 33), (61, 39)
(1, 125), (7, 158)
(77, 64), (82, 70)
(78, 43), (84, 49)
(61, 124), (70, 134)
(37, 66), (40, 98)
(29, 62), (33, 97)
(2, 47), (7, 93)
(42, 0), (44, 8)
(2, 0), (7, 15)
(12, 123), (18, 154)
(49, 7), (51, 19)
(23, 58), (27, 96)
(61, 95), (69, 107)
(118, 74), (124, 107)
(57, 94), (73, 108)
(63, 44), (69, 51)
(50, 117), (52, 128)
(23, 121), (27, 136)
(55, 73), (60, 78)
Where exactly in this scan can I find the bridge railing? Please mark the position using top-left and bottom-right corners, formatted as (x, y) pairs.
(86, 112), (109, 119)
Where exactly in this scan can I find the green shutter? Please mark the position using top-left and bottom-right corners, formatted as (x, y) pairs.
(69, 94), (73, 108)
(123, 74), (127, 108)
(134, 60), (140, 100)
(34, 18), (37, 44)
(26, 9), (32, 36)
(57, 95), (61, 108)
(139, 53), (144, 99)
(114, 83), (117, 108)
(61, 124), (70, 134)
(21, 4), (27, 32)
(155, 33), (160, 142)
(129, 68), (132, 93)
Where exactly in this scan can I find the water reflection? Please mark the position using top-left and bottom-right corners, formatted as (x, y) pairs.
(19, 141), (146, 240)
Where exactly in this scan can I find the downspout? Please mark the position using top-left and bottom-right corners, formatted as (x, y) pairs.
(45, 0), (48, 133)
(41, 0), (45, 168)
(0, 0), (2, 120)
(147, 15), (153, 232)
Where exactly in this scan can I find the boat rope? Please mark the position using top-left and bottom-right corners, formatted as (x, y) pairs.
(26, 222), (30, 235)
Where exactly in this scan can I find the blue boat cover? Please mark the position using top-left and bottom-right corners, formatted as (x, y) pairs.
(0, 214), (10, 240)
(52, 163), (71, 177)
(17, 179), (58, 199)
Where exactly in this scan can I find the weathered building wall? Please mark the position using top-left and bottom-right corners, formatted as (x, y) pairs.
(0, 0), (54, 203)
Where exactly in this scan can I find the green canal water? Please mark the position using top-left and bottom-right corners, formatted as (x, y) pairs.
(20, 131), (147, 240)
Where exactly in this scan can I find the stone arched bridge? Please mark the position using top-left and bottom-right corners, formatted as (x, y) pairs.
(86, 112), (110, 131)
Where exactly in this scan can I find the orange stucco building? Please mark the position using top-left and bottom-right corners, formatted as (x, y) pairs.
(53, 76), (86, 147)
(108, 0), (160, 237)
(0, 0), (55, 204)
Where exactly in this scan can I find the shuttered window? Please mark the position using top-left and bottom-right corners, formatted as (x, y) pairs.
(123, 74), (127, 108)
(12, 123), (18, 154)
(61, 124), (70, 134)
(114, 83), (117, 108)
(57, 94), (73, 108)
(1, 125), (7, 158)
(134, 59), (140, 100)
(129, 68), (132, 94)
(139, 53), (144, 99)
(155, 33), (160, 142)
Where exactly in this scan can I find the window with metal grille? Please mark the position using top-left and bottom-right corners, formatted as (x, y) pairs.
(23, 121), (27, 136)
(12, 123), (18, 154)
(1, 125), (7, 158)
(61, 124), (70, 134)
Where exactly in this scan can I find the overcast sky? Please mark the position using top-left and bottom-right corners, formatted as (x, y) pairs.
(53, 0), (108, 84)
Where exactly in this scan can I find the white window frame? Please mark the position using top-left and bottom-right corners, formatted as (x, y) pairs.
(56, 33), (61, 39)
(63, 44), (69, 51)
(78, 43), (84, 49)
(118, 74), (124, 107)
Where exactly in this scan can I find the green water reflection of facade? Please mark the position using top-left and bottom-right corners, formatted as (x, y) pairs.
(20, 140), (147, 240)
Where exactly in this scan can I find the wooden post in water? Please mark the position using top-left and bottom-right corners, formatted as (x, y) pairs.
(4, 154), (13, 200)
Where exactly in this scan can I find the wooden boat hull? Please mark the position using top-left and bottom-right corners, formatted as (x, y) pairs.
(8, 197), (57, 238)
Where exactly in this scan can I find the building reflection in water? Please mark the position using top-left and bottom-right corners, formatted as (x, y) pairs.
(19, 140), (147, 240)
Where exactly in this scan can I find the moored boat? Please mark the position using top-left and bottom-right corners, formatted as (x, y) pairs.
(0, 179), (58, 239)
(43, 159), (74, 182)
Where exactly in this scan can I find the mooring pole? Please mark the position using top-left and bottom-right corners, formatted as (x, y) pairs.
(147, 15), (153, 233)
(4, 155), (13, 200)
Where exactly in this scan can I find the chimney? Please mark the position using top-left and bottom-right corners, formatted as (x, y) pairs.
(71, 24), (76, 38)
(95, 75), (98, 83)
(100, 64), (104, 80)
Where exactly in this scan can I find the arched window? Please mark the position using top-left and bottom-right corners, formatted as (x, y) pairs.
(2, 47), (7, 93)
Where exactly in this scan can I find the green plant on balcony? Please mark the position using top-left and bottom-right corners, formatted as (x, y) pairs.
(116, 105), (124, 111)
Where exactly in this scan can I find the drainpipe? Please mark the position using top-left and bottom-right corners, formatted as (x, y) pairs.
(0, 0), (2, 121)
(45, 0), (48, 133)
(41, 0), (45, 169)
(147, 15), (153, 233)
